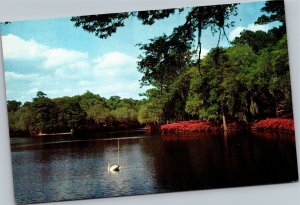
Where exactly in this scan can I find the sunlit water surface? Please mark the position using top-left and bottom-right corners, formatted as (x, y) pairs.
(10, 130), (298, 204)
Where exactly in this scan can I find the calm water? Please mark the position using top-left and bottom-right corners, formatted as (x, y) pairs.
(11, 130), (298, 204)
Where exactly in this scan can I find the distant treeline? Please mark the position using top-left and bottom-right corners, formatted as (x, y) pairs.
(7, 91), (144, 136)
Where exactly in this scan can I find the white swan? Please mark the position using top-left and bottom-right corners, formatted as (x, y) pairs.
(107, 139), (121, 174)
(107, 162), (121, 172)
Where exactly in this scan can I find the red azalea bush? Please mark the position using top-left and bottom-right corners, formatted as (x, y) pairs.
(161, 120), (219, 133)
(160, 118), (294, 134)
(251, 118), (294, 132)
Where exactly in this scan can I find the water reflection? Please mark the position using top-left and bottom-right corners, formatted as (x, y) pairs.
(11, 130), (298, 204)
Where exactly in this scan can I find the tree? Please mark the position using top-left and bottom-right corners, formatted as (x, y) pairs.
(256, 0), (285, 25)
(34, 91), (47, 100)
(269, 34), (292, 116)
(138, 104), (158, 124)
(7, 100), (22, 112)
(71, 4), (239, 126)
(185, 48), (229, 121)
(231, 30), (273, 53)
(31, 91), (58, 133)
(223, 44), (257, 122)
(54, 96), (85, 131)
(79, 91), (104, 112)
(112, 107), (137, 125)
(71, 4), (238, 75)
(12, 102), (35, 134)
(185, 45), (260, 123)
(86, 103), (112, 125)
(253, 1), (291, 117)
(139, 88), (168, 123)
(255, 0), (286, 42)
(106, 96), (121, 110)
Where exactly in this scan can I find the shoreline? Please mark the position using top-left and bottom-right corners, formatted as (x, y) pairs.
(37, 132), (73, 136)
(9, 118), (295, 137)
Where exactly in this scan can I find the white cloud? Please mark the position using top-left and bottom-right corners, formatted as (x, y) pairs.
(3, 34), (146, 101)
(93, 52), (136, 68)
(247, 24), (270, 32)
(200, 48), (209, 59)
(69, 61), (90, 70)
(78, 80), (93, 87)
(192, 48), (209, 61)
(2, 34), (47, 59)
(229, 23), (270, 41)
(92, 52), (139, 79)
(5, 71), (38, 81)
(53, 61), (91, 80)
(43, 48), (88, 68)
(2, 34), (88, 69)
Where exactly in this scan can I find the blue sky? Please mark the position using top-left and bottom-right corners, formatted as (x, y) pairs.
(1, 1), (280, 103)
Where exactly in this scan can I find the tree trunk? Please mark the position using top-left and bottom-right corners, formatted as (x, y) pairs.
(222, 115), (228, 131)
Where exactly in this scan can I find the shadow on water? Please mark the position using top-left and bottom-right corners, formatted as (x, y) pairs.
(10, 130), (298, 204)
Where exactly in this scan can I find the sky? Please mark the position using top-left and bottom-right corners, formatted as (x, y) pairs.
(0, 1), (281, 103)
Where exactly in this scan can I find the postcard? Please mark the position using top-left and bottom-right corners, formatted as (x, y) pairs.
(1, 0), (298, 204)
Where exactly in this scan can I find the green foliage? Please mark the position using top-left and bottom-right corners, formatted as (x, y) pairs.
(54, 96), (85, 130)
(137, 104), (158, 124)
(255, 1), (285, 25)
(232, 30), (274, 53)
(7, 100), (22, 112)
(112, 107), (137, 124)
(106, 96), (121, 110)
(71, 13), (131, 39)
(79, 91), (104, 111)
(8, 103), (35, 133)
(87, 104), (111, 125)
(138, 88), (167, 124)
(8, 91), (145, 136)
(183, 33), (291, 123)
(255, 1), (286, 42)
(31, 92), (58, 133)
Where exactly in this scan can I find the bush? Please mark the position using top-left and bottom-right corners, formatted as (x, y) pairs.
(251, 118), (294, 132)
(161, 120), (219, 133)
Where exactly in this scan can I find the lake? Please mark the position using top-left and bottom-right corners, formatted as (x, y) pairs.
(10, 130), (298, 204)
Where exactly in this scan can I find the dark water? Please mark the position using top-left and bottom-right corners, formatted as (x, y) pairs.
(10, 130), (298, 204)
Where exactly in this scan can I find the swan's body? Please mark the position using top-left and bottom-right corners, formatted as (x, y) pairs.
(107, 162), (121, 172)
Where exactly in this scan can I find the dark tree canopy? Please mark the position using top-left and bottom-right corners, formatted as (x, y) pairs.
(255, 0), (286, 41)
(71, 9), (180, 39)
(7, 100), (22, 112)
(71, 4), (239, 83)
(232, 30), (274, 53)
(255, 0), (285, 25)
